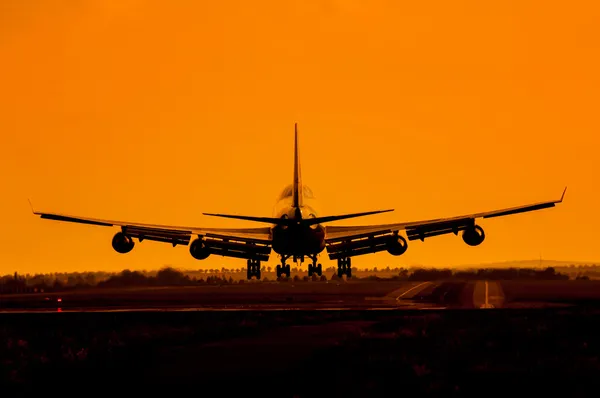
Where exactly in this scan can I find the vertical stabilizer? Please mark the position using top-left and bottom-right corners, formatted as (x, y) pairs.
(292, 123), (304, 208)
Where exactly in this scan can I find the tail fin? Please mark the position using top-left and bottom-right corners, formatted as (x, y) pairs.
(292, 122), (303, 208)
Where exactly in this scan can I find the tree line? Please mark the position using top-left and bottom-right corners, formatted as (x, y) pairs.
(0, 265), (582, 294)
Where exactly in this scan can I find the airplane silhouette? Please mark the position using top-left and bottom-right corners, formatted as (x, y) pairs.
(31, 123), (567, 280)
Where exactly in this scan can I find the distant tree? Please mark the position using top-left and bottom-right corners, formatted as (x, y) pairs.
(156, 267), (189, 285)
(67, 275), (78, 287)
(84, 273), (97, 286)
(544, 267), (556, 275)
(267, 266), (272, 273)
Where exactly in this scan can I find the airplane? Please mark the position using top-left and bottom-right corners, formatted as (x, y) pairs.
(31, 123), (567, 280)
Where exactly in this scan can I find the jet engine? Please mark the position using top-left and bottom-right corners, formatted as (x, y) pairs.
(189, 238), (210, 260)
(387, 234), (408, 256)
(462, 225), (485, 246)
(112, 232), (135, 254)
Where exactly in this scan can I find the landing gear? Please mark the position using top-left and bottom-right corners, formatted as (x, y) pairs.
(337, 257), (352, 278)
(307, 255), (322, 277)
(276, 256), (291, 279)
(247, 259), (261, 280)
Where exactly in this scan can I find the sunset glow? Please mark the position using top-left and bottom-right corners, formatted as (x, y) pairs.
(1, 0), (598, 273)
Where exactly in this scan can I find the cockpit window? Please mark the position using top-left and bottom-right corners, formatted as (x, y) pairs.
(278, 185), (293, 200)
(277, 184), (315, 201)
(304, 185), (314, 198)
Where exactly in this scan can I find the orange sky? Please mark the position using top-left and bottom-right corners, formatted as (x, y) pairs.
(1, 0), (599, 274)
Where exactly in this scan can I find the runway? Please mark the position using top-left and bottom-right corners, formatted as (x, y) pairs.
(0, 280), (517, 312)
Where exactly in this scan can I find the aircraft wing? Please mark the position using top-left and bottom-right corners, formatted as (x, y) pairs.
(31, 207), (272, 260)
(325, 187), (567, 243)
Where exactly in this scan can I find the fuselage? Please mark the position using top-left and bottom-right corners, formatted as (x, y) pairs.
(270, 184), (326, 256)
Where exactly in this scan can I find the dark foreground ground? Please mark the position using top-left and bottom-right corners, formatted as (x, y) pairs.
(3, 280), (600, 395)
(3, 308), (600, 396)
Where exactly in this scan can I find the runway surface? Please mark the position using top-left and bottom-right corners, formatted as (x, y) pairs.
(4, 278), (598, 313)
(2, 279), (567, 312)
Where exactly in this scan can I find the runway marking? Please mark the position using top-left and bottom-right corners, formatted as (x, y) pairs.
(396, 281), (432, 301)
(480, 280), (495, 309)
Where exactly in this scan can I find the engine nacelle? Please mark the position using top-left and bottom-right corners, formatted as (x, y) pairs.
(189, 238), (210, 260)
(112, 232), (135, 254)
(462, 225), (485, 246)
(387, 234), (408, 256)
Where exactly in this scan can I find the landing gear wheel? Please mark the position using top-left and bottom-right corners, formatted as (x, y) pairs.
(246, 259), (261, 280)
(337, 258), (351, 278)
(308, 255), (320, 278)
(276, 264), (291, 279)
(277, 259), (291, 279)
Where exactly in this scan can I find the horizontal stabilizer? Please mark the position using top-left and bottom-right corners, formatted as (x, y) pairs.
(304, 209), (394, 225)
(203, 209), (394, 226)
(202, 213), (290, 225)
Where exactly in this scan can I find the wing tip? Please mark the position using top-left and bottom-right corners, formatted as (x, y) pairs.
(560, 186), (567, 202)
(28, 198), (37, 214)
(376, 209), (394, 215)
